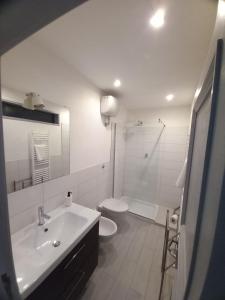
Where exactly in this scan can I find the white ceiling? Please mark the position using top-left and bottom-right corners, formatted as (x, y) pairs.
(32, 0), (217, 109)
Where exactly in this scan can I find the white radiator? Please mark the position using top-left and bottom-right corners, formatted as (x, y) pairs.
(31, 131), (50, 185)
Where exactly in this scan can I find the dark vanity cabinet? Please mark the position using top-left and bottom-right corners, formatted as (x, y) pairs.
(26, 222), (99, 300)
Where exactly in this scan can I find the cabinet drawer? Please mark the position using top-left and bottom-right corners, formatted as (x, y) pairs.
(60, 251), (98, 300)
(61, 222), (99, 280)
(26, 222), (99, 300)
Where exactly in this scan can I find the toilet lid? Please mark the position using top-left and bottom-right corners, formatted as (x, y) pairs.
(102, 198), (129, 213)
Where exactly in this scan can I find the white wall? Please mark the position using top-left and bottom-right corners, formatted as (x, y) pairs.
(1, 38), (128, 233)
(127, 105), (191, 127)
(124, 106), (191, 208)
(1, 39), (127, 173)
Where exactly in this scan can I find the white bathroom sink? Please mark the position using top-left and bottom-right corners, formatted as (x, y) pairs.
(18, 212), (87, 261)
(11, 203), (100, 299)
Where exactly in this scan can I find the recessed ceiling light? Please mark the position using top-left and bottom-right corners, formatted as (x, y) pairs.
(218, 1), (225, 17)
(166, 94), (174, 101)
(113, 79), (121, 88)
(149, 9), (165, 29)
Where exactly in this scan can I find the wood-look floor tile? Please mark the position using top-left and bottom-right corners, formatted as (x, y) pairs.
(89, 270), (114, 300)
(131, 247), (154, 296)
(126, 226), (149, 262)
(126, 288), (145, 300)
(78, 213), (173, 300)
(108, 280), (130, 300)
(161, 273), (174, 300)
(144, 267), (161, 300)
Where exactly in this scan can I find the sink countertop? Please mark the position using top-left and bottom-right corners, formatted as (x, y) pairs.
(11, 203), (100, 299)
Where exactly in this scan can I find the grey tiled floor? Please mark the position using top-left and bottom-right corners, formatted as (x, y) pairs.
(78, 212), (175, 300)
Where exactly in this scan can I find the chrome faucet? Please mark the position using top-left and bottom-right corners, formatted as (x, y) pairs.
(38, 206), (51, 226)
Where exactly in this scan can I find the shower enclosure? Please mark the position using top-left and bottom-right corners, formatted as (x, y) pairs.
(114, 121), (188, 220)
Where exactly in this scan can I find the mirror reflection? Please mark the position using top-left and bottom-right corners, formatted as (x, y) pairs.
(2, 90), (70, 193)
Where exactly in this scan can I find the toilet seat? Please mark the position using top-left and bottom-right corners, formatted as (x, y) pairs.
(101, 198), (129, 213)
(99, 216), (117, 239)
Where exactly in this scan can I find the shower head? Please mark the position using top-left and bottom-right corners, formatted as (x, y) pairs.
(158, 118), (166, 127)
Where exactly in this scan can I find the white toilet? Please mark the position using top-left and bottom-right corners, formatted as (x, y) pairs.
(99, 198), (129, 213)
(99, 216), (117, 241)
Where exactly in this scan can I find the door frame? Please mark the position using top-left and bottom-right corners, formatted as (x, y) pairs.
(183, 39), (225, 299)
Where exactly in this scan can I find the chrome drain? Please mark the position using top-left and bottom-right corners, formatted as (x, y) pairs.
(52, 240), (61, 247)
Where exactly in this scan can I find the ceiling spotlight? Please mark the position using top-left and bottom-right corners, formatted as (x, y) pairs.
(166, 94), (174, 102)
(113, 79), (121, 88)
(149, 9), (165, 29)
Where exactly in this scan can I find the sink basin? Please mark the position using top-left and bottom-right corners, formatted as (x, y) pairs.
(11, 203), (100, 298)
(18, 212), (87, 261)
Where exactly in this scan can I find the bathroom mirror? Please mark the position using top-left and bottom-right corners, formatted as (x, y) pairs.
(2, 96), (70, 193)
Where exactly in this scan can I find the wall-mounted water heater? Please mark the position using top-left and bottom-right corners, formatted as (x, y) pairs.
(101, 95), (119, 126)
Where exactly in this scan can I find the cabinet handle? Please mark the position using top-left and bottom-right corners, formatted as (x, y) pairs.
(63, 244), (86, 270)
(65, 271), (86, 300)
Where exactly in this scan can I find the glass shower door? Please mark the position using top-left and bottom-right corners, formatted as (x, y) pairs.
(123, 125), (164, 219)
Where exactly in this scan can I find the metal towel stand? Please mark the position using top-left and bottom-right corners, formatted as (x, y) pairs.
(158, 208), (180, 300)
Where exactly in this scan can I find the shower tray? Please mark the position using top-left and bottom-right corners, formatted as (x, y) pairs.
(122, 196), (159, 220)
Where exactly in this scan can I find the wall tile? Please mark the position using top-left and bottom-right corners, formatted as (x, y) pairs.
(18, 159), (31, 181)
(5, 160), (20, 193)
(10, 205), (39, 234)
(43, 174), (72, 199)
(123, 125), (188, 208)
(8, 161), (111, 233)
(8, 184), (42, 217)
(44, 193), (65, 213)
(78, 177), (97, 198)
(77, 165), (99, 184)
